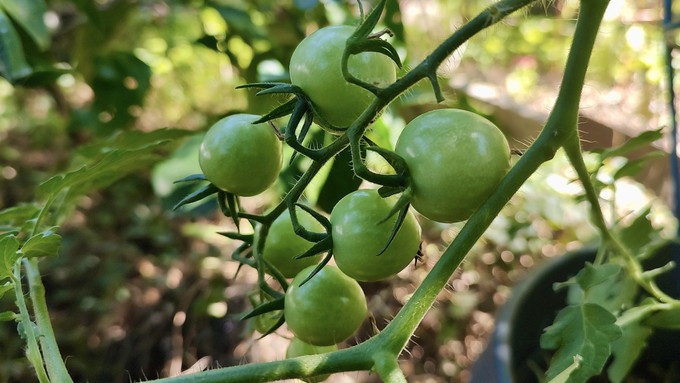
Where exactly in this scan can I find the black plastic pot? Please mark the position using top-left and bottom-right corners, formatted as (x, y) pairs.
(470, 246), (680, 383)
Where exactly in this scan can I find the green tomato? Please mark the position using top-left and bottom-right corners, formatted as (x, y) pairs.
(284, 265), (367, 346)
(199, 114), (282, 196)
(261, 209), (325, 278)
(289, 25), (397, 130)
(330, 189), (421, 282)
(285, 338), (337, 383)
(395, 109), (511, 223)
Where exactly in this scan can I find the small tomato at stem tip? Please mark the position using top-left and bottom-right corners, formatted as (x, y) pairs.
(199, 114), (282, 197)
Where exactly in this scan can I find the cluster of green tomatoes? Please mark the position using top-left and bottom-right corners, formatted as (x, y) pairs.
(197, 25), (510, 382)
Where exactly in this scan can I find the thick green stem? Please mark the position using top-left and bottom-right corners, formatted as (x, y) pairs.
(24, 259), (75, 383)
(144, 344), (373, 383)
(377, 0), (611, 352)
(12, 265), (50, 383)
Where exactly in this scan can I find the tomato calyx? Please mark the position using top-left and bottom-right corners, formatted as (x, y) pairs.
(243, 293), (286, 337)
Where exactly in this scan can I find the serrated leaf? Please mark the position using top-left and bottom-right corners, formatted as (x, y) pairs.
(77, 128), (191, 159)
(547, 355), (581, 383)
(574, 263), (621, 291)
(599, 129), (663, 160)
(0, 204), (40, 228)
(21, 230), (61, 259)
(0, 235), (20, 279)
(617, 207), (654, 255)
(0, 0), (49, 50)
(608, 321), (653, 383)
(0, 10), (31, 81)
(38, 132), (184, 199)
(613, 151), (666, 180)
(0, 311), (17, 321)
(541, 303), (622, 383)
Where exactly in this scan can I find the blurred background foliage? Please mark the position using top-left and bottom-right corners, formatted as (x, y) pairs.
(0, 0), (676, 382)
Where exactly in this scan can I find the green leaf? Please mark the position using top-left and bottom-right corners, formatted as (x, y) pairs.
(612, 151), (666, 180)
(0, 203), (40, 228)
(209, 4), (266, 43)
(607, 321), (653, 383)
(78, 128), (191, 159)
(0, 311), (17, 321)
(617, 207), (654, 256)
(21, 229), (61, 259)
(574, 262), (621, 291)
(540, 303), (622, 383)
(644, 305), (680, 330)
(547, 355), (581, 383)
(0, 0), (49, 49)
(0, 10), (31, 81)
(598, 129), (663, 160)
(0, 235), (20, 279)
(0, 280), (13, 299)
(39, 130), (189, 199)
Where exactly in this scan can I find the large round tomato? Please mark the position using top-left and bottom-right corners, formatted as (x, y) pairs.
(285, 338), (337, 383)
(394, 109), (510, 223)
(330, 189), (421, 282)
(199, 114), (282, 196)
(289, 25), (397, 130)
(260, 209), (324, 278)
(284, 265), (366, 346)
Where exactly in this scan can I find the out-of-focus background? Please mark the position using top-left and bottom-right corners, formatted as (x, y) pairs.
(0, 0), (676, 382)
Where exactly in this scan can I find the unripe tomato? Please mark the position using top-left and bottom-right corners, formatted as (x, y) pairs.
(289, 25), (397, 130)
(199, 114), (282, 196)
(395, 109), (510, 223)
(260, 209), (325, 278)
(284, 265), (367, 346)
(330, 189), (421, 282)
(285, 338), (337, 383)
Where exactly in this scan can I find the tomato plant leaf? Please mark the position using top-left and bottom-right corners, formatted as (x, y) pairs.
(574, 262), (621, 291)
(0, 10), (32, 81)
(0, 280), (13, 299)
(616, 207), (654, 256)
(0, 0), (49, 50)
(598, 128), (663, 160)
(546, 355), (581, 383)
(644, 305), (680, 330)
(21, 229), (61, 259)
(77, 128), (191, 159)
(607, 320), (653, 383)
(0, 235), (20, 279)
(540, 303), (622, 383)
(612, 151), (665, 180)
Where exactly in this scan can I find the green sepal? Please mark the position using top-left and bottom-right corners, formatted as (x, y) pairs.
(241, 296), (285, 320)
(173, 173), (208, 183)
(256, 83), (303, 96)
(352, 0), (387, 40)
(256, 313), (285, 338)
(254, 98), (297, 124)
(172, 183), (220, 210)
(294, 236), (332, 260)
(350, 38), (402, 68)
(376, 193), (412, 256)
(218, 191), (241, 231)
(298, 252), (332, 287)
(217, 232), (254, 243)
(295, 203), (331, 231)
